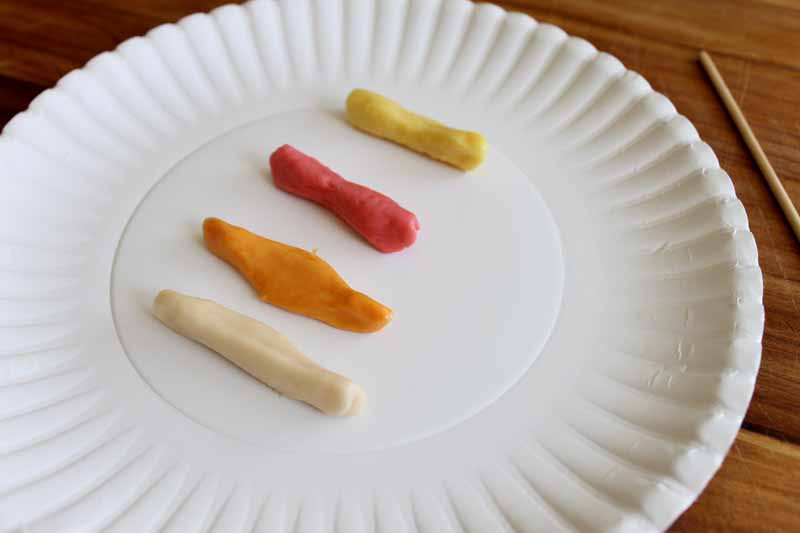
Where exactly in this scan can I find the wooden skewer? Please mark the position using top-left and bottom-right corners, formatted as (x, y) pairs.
(699, 50), (800, 242)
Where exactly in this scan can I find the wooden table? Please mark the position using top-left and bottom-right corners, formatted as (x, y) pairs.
(1, 1), (797, 530)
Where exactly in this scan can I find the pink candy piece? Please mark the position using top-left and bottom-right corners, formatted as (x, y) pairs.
(269, 145), (420, 253)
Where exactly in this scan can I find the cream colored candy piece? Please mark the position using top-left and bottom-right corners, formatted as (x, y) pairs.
(152, 289), (365, 416)
(346, 88), (487, 171)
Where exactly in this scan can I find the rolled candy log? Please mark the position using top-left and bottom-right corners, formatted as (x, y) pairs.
(345, 88), (487, 171)
(153, 289), (366, 416)
(270, 144), (420, 253)
(203, 217), (393, 333)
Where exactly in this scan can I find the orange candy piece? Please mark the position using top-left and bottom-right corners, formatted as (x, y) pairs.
(203, 217), (392, 333)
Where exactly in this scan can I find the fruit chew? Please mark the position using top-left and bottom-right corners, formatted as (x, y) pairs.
(203, 217), (392, 333)
(270, 144), (420, 253)
(153, 290), (365, 416)
(345, 88), (487, 171)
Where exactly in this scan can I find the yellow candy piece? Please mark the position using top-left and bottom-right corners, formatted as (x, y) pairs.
(346, 89), (487, 171)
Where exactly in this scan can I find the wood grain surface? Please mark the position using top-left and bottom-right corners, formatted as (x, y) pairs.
(0, 0), (797, 530)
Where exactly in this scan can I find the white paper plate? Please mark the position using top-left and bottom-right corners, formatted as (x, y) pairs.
(0, 0), (763, 531)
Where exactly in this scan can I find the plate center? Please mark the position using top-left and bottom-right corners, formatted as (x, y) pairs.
(111, 109), (563, 453)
